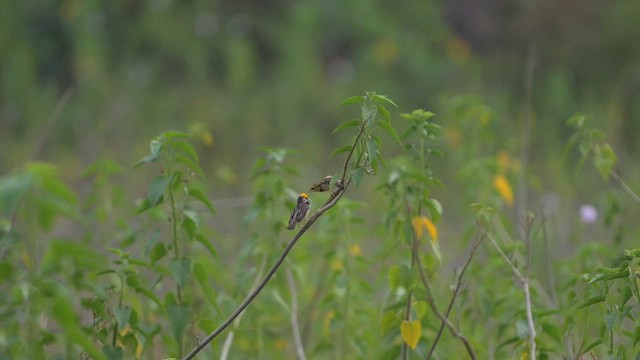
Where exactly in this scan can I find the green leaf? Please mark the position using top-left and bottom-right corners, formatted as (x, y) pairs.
(415, 300), (428, 319)
(388, 263), (414, 291)
(425, 198), (443, 223)
(351, 166), (367, 190)
(330, 145), (353, 158)
(371, 94), (398, 107)
(582, 339), (602, 353)
(380, 120), (401, 145)
(134, 139), (163, 169)
(103, 346), (124, 360)
(175, 154), (205, 178)
(338, 95), (366, 107)
(381, 310), (401, 335)
(114, 307), (132, 331)
(162, 131), (191, 139)
(166, 300), (190, 346)
(147, 175), (170, 208)
(377, 104), (391, 123)
(541, 321), (562, 344)
(333, 119), (360, 134)
(367, 137), (379, 160)
(0, 173), (33, 217)
(633, 326), (640, 347)
(171, 258), (192, 289)
(604, 310), (616, 332)
(577, 294), (607, 309)
(594, 143), (617, 180)
(187, 187), (215, 214)
(132, 286), (162, 308)
(193, 262), (222, 315)
(173, 139), (200, 164)
(195, 234), (218, 258)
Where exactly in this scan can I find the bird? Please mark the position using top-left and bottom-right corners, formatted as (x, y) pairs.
(309, 175), (333, 192)
(287, 193), (311, 230)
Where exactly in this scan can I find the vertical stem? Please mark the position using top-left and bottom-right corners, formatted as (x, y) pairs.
(286, 269), (307, 360)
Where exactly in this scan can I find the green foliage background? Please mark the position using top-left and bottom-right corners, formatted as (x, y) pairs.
(1, 1), (640, 359)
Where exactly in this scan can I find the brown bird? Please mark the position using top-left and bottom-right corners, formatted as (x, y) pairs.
(309, 175), (333, 192)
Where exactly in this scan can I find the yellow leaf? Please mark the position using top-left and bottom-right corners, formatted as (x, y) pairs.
(275, 339), (287, 351)
(348, 244), (362, 257)
(521, 351), (528, 360)
(493, 175), (514, 206)
(411, 216), (424, 238)
(497, 150), (510, 171)
(400, 320), (422, 349)
(422, 218), (438, 242)
(323, 310), (335, 338)
(331, 259), (344, 271)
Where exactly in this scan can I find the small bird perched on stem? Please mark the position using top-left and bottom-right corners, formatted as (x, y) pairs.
(287, 193), (311, 230)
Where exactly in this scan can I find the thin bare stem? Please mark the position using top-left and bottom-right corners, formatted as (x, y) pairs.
(286, 269), (307, 360)
(220, 255), (267, 360)
(426, 233), (484, 360)
(611, 171), (640, 206)
(341, 114), (373, 182)
(183, 187), (347, 360)
(485, 231), (536, 359)
(28, 87), (74, 161)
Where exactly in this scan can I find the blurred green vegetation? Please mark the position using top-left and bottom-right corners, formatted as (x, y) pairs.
(2, 0), (640, 359)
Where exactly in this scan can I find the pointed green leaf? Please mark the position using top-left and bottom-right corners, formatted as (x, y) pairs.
(338, 95), (366, 107)
(380, 120), (401, 145)
(171, 258), (192, 289)
(147, 175), (170, 207)
(425, 198), (443, 223)
(187, 187), (215, 214)
(332, 119), (360, 134)
(330, 145), (353, 158)
(195, 234), (218, 259)
(594, 143), (617, 180)
(175, 155), (205, 178)
(173, 139), (199, 164)
(194, 262), (222, 315)
(114, 307), (132, 331)
(371, 94), (398, 107)
(577, 294), (607, 309)
(162, 131), (191, 139)
(377, 104), (391, 123)
(166, 301), (190, 346)
(351, 166), (367, 189)
(103, 346), (123, 360)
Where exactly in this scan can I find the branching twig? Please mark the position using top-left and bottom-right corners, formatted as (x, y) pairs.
(485, 231), (536, 359)
(184, 118), (368, 359)
(425, 232), (485, 360)
(286, 268), (307, 360)
(183, 188), (346, 359)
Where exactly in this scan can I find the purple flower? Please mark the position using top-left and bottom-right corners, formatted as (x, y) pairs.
(580, 205), (598, 224)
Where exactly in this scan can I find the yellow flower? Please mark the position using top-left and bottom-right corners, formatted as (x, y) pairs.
(493, 175), (514, 206)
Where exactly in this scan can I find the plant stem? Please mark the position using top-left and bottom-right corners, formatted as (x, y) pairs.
(414, 235), (484, 360)
(183, 187), (347, 360)
(286, 268), (307, 360)
(485, 231), (536, 359)
(611, 171), (640, 206)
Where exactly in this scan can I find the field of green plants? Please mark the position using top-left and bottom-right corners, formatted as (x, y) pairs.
(2, 1), (640, 359)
